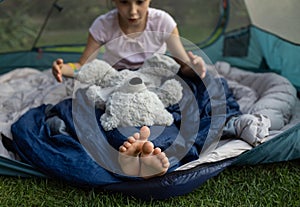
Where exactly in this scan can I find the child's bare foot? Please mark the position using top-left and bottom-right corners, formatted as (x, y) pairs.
(140, 141), (170, 179)
(118, 126), (150, 176)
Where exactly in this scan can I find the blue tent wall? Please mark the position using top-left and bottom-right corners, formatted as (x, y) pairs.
(234, 122), (300, 166)
(0, 50), (82, 75)
(201, 25), (300, 165)
(0, 156), (46, 177)
(203, 26), (300, 90)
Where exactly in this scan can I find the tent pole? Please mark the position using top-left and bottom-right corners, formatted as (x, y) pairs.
(31, 0), (63, 50)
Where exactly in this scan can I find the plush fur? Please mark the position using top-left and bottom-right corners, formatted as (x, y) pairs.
(75, 54), (183, 131)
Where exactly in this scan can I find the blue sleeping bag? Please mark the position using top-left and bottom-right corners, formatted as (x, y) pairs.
(11, 73), (241, 187)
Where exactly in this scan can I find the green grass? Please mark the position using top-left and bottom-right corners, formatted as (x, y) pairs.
(0, 161), (299, 207)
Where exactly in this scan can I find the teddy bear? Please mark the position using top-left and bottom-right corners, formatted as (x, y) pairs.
(74, 54), (183, 131)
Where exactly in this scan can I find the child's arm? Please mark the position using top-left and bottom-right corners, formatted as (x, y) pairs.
(166, 27), (206, 79)
(78, 33), (102, 65)
(52, 33), (101, 82)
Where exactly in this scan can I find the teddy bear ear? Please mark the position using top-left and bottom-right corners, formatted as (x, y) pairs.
(75, 59), (114, 85)
(139, 54), (180, 76)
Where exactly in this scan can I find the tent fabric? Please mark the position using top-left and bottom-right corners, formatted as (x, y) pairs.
(0, 155), (46, 178)
(244, 0), (300, 44)
(234, 122), (300, 165)
(203, 26), (300, 89)
(0, 51), (82, 74)
(0, 0), (223, 53)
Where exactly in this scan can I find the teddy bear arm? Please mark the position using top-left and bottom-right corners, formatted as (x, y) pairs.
(152, 110), (174, 126)
(157, 79), (183, 107)
(86, 85), (107, 109)
(100, 113), (120, 131)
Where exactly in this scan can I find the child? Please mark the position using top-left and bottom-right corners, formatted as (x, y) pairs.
(52, 0), (206, 178)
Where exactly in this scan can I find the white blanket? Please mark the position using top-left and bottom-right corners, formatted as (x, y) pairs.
(0, 68), (74, 138)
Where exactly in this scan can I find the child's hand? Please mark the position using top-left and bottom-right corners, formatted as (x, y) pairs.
(52, 58), (64, 82)
(187, 51), (206, 79)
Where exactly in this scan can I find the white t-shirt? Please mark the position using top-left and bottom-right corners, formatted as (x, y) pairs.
(89, 8), (177, 69)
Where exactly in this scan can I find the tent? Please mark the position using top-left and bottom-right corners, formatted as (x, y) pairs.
(0, 0), (299, 200)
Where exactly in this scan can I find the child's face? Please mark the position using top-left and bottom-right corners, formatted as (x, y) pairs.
(113, 0), (150, 27)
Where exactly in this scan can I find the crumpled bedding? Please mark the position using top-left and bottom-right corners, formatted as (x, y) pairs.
(213, 62), (297, 130)
(0, 69), (73, 160)
(0, 61), (298, 184)
(10, 71), (241, 186)
(177, 62), (298, 170)
(0, 68), (73, 138)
